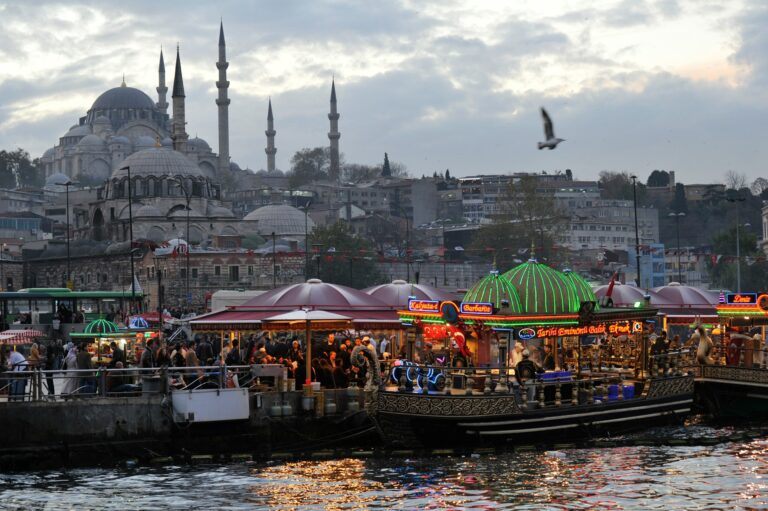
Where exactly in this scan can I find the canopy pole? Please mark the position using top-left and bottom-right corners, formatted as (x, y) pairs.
(305, 319), (312, 387)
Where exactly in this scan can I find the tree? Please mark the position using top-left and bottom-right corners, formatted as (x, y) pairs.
(309, 221), (382, 288)
(646, 170), (670, 187)
(0, 148), (42, 189)
(708, 227), (759, 291)
(343, 163), (379, 183)
(598, 171), (647, 203)
(752, 177), (768, 196)
(470, 175), (566, 270)
(725, 170), (747, 191)
(287, 147), (332, 188)
(445, 169), (451, 180)
(389, 161), (408, 178)
(669, 183), (688, 213)
(381, 153), (391, 177)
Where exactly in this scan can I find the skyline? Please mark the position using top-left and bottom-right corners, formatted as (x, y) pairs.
(0, 0), (766, 185)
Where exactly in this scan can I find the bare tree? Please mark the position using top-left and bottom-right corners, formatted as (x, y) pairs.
(725, 170), (747, 190)
(751, 177), (768, 196)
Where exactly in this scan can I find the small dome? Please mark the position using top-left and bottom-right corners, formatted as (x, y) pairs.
(110, 135), (131, 146)
(503, 260), (579, 315)
(208, 206), (235, 218)
(134, 205), (163, 217)
(45, 172), (71, 187)
(77, 134), (106, 149)
(90, 86), (155, 111)
(189, 137), (211, 151)
(243, 204), (315, 236)
(229, 162), (242, 172)
(463, 271), (523, 314)
(134, 135), (157, 149)
(562, 269), (598, 307)
(112, 148), (204, 179)
(64, 125), (91, 138)
(42, 147), (55, 160)
(161, 137), (173, 147)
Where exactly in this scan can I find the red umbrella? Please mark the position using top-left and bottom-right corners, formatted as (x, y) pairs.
(362, 280), (455, 308)
(593, 283), (672, 307)
(0, 329), (46, 345)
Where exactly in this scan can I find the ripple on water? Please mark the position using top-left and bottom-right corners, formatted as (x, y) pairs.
(3, 435), (768, 509)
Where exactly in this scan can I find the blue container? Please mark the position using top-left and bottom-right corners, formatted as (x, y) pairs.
(623, 384), (635, 399)
(608, 384), (619, 401)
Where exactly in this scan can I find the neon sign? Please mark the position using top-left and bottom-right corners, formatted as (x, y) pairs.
(535, 325), (608, 337)
(518, 328), (536, 340)
(408, 299), (439, 313)
(726, 293), (757, 305)
(460, 302), (494, 315)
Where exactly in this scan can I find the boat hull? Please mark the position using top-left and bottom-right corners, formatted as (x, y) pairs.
(373, 376), (694, 447)
(696, 366), (768, 418)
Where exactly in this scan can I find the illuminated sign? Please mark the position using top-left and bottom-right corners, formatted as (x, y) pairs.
(535, 325), (608, 337)
(460, 302), (494, 315)
(441, 301), (460, 323)
(726, 293), (757, 305)
(607, 322), (643, 335)
(518, 328), (536, 340)
(408, 299), (439, 313)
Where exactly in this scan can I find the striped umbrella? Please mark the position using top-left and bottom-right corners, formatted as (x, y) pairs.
(129, 316), (150, 329)
(0, 329), (46, 345)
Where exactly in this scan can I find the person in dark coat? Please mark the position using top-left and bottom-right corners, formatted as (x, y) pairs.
(515, 349), (543, 384)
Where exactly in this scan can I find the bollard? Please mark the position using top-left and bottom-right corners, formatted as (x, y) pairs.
(484, 376), (492, 395)
(538, 383), (545, 408)
(520, 382), (528, 408)
(571, 382), (578, 406)
(466, 377), (474, 396)
(555, 382), (562, 407)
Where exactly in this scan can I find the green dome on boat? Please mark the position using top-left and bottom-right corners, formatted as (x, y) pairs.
(84, 318), (120, 334)
(502, 259), (579, 315)
(562, 269), (598, 309)
(463, 271), (523, 314)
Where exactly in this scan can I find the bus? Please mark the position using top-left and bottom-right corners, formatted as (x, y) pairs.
(1, 288), (143, 326)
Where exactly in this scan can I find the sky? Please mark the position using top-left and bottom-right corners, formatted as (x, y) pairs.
(0, 0), (766, 185)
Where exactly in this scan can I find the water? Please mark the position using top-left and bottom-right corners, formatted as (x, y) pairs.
(2, 427), (768, 510)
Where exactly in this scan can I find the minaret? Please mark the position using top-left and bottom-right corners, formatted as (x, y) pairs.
(328, 79), (340, 182)
(156, 48), (168, 117)
(171, 45), (188, 153)
(265, 99), (276, 172)
(216, 21), (231, 173)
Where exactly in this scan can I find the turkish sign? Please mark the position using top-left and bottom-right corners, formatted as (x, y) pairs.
(535, 325), (608, 338)
(726, 293), (757, 305)
(408, 299), (440, 313)
(460, 302), (494, 315)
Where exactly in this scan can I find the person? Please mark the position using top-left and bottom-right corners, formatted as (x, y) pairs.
(338, 343), (351, 373)
(6, 346), (28, 401)
(107, 361), (134, 393)
(226, 339), (242, 365)
(510, 341), (525, 368)
(695, 327), (715, 365)
(76, 343), (95, 394)
(362, 336), (376, 356)
(108, 341), (125, 369)
(140, 340), (155, 369)
(378, 335), (390, 358)
(753, 333), (765, 368)
(651, 330), (669, 356)
(542, 344), (555, 371)
(27, 343), (42, 368)
(669, 334), (681, 351)
(320, 334), (337, 360)
(155, 345), (171, 367)
(184, 344), (204, 385)
(515, 349), (543, 384)
(61, 344), (79, 396)
(44, 340), (57, 398)
(422, 342), (436, 365)
(31, 307), (40, 325)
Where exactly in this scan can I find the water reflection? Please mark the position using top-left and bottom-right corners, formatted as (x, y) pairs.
(1, 438), (768, 510)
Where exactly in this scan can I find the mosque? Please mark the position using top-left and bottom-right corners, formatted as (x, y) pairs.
(37, 23), (340, 245)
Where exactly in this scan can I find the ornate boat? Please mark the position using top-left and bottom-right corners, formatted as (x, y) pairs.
(370, 262), (694, 447)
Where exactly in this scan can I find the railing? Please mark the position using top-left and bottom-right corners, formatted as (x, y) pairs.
(0, 363), (276, 403)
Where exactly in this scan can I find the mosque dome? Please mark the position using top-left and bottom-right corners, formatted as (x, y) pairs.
(561, 269), (598, 307)
(463, 271), (523, 314)
(77, 134), (106, 149)
(189, 137), (211, 152)
(161, 137), (173, 148)
(90, 86), (155, 111)
(502, 260), (579, 315)
(94, 115), (111, 125)
(134, 135), (157, 149)
(134, 205), (163, 217)
(243, 204), (315, 236)
(64, 125), (91, 138)
(45, 172), (71, 187)
(109, 135), (131, 146)
(42, 147), (55, 160)
(112, 148), (204, 179)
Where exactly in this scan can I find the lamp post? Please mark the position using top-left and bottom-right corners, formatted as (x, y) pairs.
(63, 180), (78, 289)
(0, 243), (5, 291)
(272, 232), (276, 288)
(630, 175), (641, 287)
(438, 219), (449, 285)
(726, 196), (747, 292)
(301, 201), (312, 281)
(669, 211), (685, 283)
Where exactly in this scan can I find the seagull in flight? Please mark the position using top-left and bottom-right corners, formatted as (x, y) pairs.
(538, 107), (565, 150)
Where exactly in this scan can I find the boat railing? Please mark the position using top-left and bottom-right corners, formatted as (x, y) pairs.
(381, 356), (690, 409)
(0, 363), (271, 403)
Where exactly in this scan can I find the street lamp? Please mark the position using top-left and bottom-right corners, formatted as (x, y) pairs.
(726, 195), (747, 292)
(63, 180), (78, 289)
(438, 218), (450, 285)
(630, 175), (641, 287)
(272, 232), (277, 288)
(300, 201), (312, 281)
(0, 243), (6, 291)
(171, 177), (192, 307)
(668, 211), (686, 283)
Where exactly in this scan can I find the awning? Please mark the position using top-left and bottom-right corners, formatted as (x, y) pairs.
(0, 329), (46, 345)
(190, 308), (401, 331)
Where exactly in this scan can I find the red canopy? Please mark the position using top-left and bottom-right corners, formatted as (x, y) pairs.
(0, 329), (46, 345)
(239, 278), (388, 310)
(362, 280), (455, 308)
(652, 284), (719, 309)
(593, 283), (672, 307)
